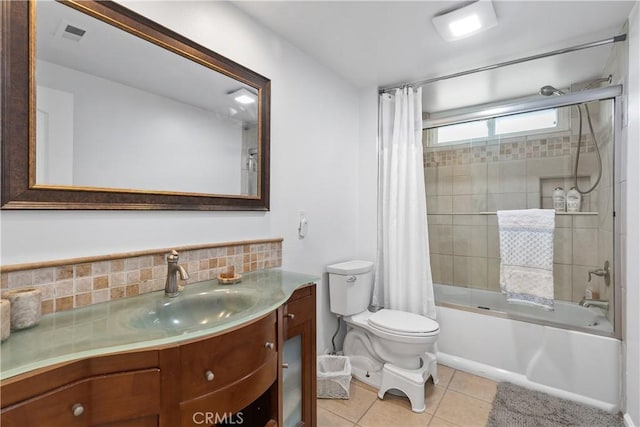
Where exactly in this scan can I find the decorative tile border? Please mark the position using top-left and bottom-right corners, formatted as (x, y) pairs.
(424, 135), (595, 167)
(1, 239), (283, 315)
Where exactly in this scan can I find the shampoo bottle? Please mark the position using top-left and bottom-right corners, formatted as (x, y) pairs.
(566, 187), (582, 212)
(552, 187), (566, 212)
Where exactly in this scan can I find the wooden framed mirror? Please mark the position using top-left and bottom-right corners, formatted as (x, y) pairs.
(1, 0), (270, 210)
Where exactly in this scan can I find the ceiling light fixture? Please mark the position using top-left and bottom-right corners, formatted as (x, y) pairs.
(228, 87), (256, 105)
(432, 0), (497, 42)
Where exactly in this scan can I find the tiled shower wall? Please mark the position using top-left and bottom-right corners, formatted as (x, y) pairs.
(425, 100), (615, 308)
(0, 239), (282, 315)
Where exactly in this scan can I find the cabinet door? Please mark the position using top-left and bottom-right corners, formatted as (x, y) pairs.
(283, 286), (316, 427)
(283, 335), (303, 427)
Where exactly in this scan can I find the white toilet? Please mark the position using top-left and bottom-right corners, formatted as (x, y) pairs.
(327, 260), (440, 413)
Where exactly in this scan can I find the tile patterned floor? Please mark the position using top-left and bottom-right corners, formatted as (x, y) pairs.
(318, 365), (498, 427)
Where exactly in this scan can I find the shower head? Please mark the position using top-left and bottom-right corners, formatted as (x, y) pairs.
(540, 75), (613, 97)
(539, 85), (565, 96)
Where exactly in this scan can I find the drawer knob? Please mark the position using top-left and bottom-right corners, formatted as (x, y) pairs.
(264, 342), (274, 350)
(204, 370), (215, 381)
(282, 363), (289, 369)
(71, 403), (85, 417)
(286, 313), (295, 320)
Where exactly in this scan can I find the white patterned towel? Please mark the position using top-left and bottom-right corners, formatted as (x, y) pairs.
(497, 209), (555, 311)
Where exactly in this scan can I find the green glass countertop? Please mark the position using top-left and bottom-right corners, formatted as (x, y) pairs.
(0, 269), (318, 380)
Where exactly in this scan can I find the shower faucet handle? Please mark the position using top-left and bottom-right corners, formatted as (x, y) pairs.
(588, 261), (611, 287)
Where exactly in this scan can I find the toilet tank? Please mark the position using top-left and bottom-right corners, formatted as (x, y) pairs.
(327, 260), (374, 316)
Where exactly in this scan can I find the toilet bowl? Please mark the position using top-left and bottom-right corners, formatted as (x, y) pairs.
(345, 309), (439, 370)
(327, 260), (440, 413)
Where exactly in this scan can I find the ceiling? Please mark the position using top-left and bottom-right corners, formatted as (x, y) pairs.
(233, 1), (635, 113)
(37, 1), (258, 124)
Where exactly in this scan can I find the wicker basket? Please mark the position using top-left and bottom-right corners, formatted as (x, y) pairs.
(317, 355), (351, 399)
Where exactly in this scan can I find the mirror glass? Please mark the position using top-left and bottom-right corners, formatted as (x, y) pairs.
(35, 1), (260, 197)
(2, 0), (267, 210)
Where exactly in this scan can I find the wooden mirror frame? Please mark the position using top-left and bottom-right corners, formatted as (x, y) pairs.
(1, 0), (270, 210)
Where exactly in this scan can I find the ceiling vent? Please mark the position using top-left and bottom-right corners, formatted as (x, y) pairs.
(55, 21), (86, 42)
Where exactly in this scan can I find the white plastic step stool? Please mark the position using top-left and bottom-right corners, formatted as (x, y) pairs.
(377, 352), (438, 413)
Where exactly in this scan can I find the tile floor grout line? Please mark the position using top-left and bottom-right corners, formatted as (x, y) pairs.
(321, 404), (361, 425)
(321, 405), (360, 426)
(428, 375), (449, 424)
(447, 388), (496, 404)
(354, 387), (380, 426)
(319, 381), (380, 426)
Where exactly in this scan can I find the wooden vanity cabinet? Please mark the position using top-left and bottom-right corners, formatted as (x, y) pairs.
(0, 284), (317, 427)
(282, 285), (317, 427)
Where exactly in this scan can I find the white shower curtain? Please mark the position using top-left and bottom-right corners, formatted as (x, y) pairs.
(373, 86), (436, 319)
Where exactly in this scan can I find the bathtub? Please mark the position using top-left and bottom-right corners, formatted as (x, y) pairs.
(434, 283), (613, 333)
(434, 284), (621, 412)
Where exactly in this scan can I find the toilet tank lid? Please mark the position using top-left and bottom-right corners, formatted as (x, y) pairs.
(326, 260), (374, 275)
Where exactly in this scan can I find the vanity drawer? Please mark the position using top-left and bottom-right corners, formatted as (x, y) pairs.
(288, 286), (312, 302)
(0, 368), (160, 426)
(180, 312), (277, 401)
(284, 293), (314, 331)
(0, 350), (159, 407)
(179, 354), (277, 427)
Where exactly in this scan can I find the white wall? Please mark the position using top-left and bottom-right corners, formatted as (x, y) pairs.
(0, 1), (361, 354)
(36, 86), (74, 185)
(624, 3), (640, 425)
(37, 60), (243, 194)
(356, 86), (379, 264)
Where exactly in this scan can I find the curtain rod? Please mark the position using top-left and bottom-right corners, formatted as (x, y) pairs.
(423, 84), (622, 129)
(379, 34), (627, 93)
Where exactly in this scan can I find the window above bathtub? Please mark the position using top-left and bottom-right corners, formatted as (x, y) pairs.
(424, 107), (570, 147)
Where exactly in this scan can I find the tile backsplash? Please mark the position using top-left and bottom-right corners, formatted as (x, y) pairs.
(423, 135), (595, 168)
(1, 239), (282, 315)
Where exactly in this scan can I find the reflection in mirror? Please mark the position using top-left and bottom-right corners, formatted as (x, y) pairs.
(1, 0), (270, 210)
(36, 1), (258, 196)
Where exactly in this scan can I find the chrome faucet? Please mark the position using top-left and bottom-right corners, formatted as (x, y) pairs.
(588, 261), (611, 287)
(165, 250), (189, 297)
(579, 298), (609, 312)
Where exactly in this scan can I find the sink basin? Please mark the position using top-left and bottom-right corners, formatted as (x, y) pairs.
(129, 288), (259, 332)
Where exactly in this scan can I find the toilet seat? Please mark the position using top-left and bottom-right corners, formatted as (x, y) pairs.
(368, 309), (439, 337)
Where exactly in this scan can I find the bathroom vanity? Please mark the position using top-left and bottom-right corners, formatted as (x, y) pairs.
(0, 270), (317, 427)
